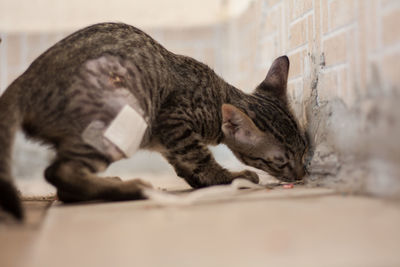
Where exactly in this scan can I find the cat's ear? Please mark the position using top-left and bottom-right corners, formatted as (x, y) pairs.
(256, 55), (289, 102)
(221, 104), (262, 145)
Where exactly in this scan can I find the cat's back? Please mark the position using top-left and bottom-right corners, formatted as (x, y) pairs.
(27, 23), (167, 75)
(8, 22), (173, 114)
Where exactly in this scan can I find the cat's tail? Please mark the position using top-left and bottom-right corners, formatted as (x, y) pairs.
(0, 85), (24, 220)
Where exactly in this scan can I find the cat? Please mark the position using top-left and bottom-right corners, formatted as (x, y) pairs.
(0, 23), (308, 220)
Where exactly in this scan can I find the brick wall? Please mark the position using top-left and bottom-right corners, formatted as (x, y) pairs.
(212, 0), (400, 196)
(238, 0), (400, 196)
(1, 0), (400, 196)
(219, 0), (400, 109)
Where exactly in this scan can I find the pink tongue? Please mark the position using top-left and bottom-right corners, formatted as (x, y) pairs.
(283, 183), (294, 189)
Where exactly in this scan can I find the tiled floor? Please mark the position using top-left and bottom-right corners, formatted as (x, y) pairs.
(0, 199), (53, 267)
(1, 178), (400, 267)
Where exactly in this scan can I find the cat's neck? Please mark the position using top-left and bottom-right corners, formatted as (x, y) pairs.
(223, 83), (254, 110)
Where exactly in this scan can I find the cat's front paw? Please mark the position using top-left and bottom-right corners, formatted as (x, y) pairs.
(119, 178), (154, 199)
(104, 176), (123, 182)
(233, 170), (259, 184)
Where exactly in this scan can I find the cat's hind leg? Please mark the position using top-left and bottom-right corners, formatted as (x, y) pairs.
(44, 145), (152, 203)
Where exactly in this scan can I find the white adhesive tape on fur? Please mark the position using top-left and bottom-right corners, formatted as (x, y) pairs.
(104, 105), (148, 157)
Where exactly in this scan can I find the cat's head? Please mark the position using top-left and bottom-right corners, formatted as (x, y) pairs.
(222, 56), (308, 182)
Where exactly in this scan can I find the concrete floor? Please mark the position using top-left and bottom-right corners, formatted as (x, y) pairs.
(1, 177), (400, 267)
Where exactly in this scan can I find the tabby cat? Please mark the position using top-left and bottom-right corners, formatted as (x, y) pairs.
(0, 23), (307, 220)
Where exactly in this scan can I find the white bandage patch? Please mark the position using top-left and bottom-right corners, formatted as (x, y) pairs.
(104, 105), (148, 157)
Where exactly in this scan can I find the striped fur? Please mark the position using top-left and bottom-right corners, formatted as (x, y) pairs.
(0, 23), (307, 219)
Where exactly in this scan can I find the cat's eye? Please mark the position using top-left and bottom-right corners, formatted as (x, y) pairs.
(276, 163), (288, 169)
(247, 156), (273, 166)
(274, 156), (285, 163)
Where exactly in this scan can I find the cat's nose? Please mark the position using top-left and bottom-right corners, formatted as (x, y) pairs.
(294, 165), (306, 180)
